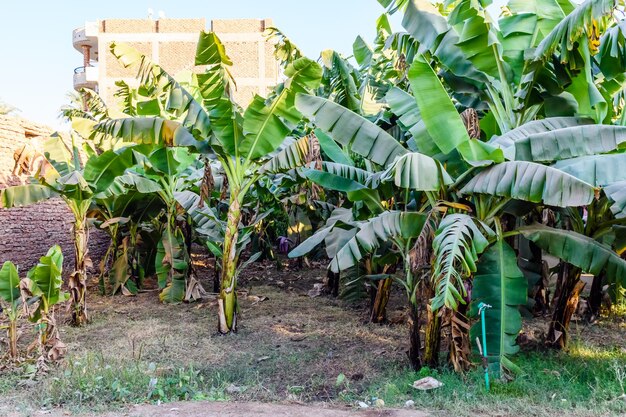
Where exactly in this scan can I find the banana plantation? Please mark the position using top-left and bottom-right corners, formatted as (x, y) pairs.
(1, 0), (626, 416)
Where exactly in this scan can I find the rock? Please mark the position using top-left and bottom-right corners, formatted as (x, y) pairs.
(404, 400), (415, 408)
(357, 401), (369, 409)
(412, 376), (443, 390)
(226, 384), (243, 394)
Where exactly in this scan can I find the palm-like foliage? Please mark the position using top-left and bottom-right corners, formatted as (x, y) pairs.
(90, 32), (322, 333)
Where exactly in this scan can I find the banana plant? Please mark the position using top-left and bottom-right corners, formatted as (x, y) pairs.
(486, 117), (626, 347)
(0, 261), (21, 359)
(90, 171), (164, 295)
(19, 246), (69, 361)
(92, 32), (323, 333)
(0, 134), (135, 325)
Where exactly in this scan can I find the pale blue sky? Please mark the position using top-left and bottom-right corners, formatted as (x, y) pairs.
(0, 1), (402, 128)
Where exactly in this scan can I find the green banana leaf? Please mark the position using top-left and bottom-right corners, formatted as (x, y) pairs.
(488, 117), (593, 151)
(261, 136), (313, 173)
(330, 211), (427, 273)
(314, 129), (354, 166)
(353, 35), (373, 67)
(240, 58), (322, 160)
(384, 87), (437, 156)
(604, 180), (626, 218)
(301, 168), (367, 193)
(147, 147), (194, 177)
(44, 134), (75, 177)
(83, 148), (135, 193)
(401, 0), (487, 83)
(295, 94), (407, 167)
(109, 42), (212, 139)
(321, 50), (361, 113)
(532, 0), (617, 63)
(381, 152), (453, 190)
(447, 0), (506, 80)
(319, 162), (372, 185)
(460, 161), (596, 207)
(470, 240), (527, 378)
(431, 214), (491, 310)
(93, 118), (204, 151)
(552, 153), (626, 187)
(155, 228), (188, 303)
(518, 223), (626, 288)
(513, 125), (626, 162)
(0, 262), (20, 306)
(407, 59), (470, 155)
(25, 245), (67, 307)
(288, 207), (355, 259)
(0, 184), (53, 208)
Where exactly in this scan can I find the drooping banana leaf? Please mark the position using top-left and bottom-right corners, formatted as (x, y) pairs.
(488, 117), (593, 150)
(288, 207), (355, 259)
(319, 162), (372, 185)
(301, 168), (367, 193)
(93, 117), (205, 152)
(381, 152), (453, 190)
(460, 161), (596, 207)
(0, 184), (54, 208)
(384, 87), (437, 156)
(330, 211), (427, 273)
(295, 94), (407, 167)
(518, 223), (626, 289)
(552, 152), (626, 186)
(513, 125), (626, 162)
(469, 240), (527, 378)
(604, 180), (626, 218)
(431, 214), (491, 310)
(262, 136), (313, 173)
(174, 190), (224, 242)
(155, 228), (188, 303)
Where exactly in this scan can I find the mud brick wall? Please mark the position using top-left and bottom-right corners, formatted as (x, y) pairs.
(0, 115), (109, 275)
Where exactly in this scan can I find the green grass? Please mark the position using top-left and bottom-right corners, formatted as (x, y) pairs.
(361, 343), (626, 416)
(2, 340), (625, 416)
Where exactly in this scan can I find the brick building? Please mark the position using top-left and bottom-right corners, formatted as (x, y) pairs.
(72, 18), (280, 107)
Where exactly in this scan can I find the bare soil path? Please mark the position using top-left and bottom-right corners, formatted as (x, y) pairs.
(5, 402), (429, 417)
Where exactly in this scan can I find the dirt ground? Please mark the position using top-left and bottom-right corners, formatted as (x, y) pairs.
(5, 402), (428, 417)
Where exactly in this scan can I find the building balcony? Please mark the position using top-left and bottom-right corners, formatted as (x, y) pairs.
(73, 66), (99, 91)
(72, 22), (99, 58)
